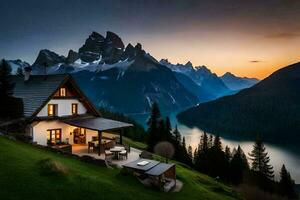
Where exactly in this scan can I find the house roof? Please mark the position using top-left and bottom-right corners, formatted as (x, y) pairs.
(63, 115), (133, 132)
(12, 74), (100, 118)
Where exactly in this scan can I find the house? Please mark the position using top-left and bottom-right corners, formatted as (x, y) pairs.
(9, 73), (133, 155)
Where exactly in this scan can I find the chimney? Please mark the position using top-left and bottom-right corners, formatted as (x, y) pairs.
(24, 66), (32, 81)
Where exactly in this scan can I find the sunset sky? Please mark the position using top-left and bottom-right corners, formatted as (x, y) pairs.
(1, 0), (300, 79)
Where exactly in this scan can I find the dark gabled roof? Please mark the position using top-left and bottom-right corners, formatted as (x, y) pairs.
(12, 74), (100, 118)
(12, 74), (67, 117)
(63, 115), (133, 132)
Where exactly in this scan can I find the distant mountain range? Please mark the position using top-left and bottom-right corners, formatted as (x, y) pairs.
(177, 62), (300, 143)
(220, 72), (259, 91)
(7, 31), (259, 114)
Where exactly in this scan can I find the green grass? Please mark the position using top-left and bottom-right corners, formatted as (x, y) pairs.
(123, 136), (148, 150)
(0, 136), (243, 200)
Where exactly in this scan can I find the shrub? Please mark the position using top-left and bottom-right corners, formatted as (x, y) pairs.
(38, 158), (69, 176)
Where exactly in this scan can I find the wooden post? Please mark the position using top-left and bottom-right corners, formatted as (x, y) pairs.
(98, 131), (102, 156)
(120, 129), (123, 145)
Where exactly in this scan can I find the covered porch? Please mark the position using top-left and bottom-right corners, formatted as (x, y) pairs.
(62, 116), (133, 157)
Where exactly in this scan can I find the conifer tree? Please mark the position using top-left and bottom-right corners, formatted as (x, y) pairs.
(200, 132), (209, 152)
(230, 145), (249, 184)
(213, 134), (222, 151)
(147, 102), (161, 151)
(157, 119), (166, 141)
(188, 145), (193, 162)
(165, 117), (172, 141)
(0, 59), (14, 97)
(279, 164), (297, 199)
(173, 125), (181, 147)
(208, 134), (213, 148)
(248, 136), (274, 179)
(224, 146), (232, 162)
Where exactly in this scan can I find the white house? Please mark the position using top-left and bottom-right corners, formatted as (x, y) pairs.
(11, 73), (133, 155)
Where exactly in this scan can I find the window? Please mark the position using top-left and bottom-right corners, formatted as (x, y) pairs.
(48, 104), (58, 116)
(72, 103), (78, 115)
(60, 87), (66, 97)
(47, 129), (62, 145)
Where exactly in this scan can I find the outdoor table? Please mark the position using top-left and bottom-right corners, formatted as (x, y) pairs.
(109, 147), (124, 159)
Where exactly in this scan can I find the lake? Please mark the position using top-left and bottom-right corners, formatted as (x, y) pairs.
(128, 111), (300, 184)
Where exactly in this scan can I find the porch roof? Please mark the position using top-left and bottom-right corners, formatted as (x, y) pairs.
(63, 116), (133, 132)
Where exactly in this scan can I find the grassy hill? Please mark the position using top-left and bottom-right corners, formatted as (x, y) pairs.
(0, 136), (242, 200)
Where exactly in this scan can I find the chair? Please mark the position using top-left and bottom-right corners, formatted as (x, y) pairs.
(125, 145), (130, 153)
(88, 142), (95, 153)
(105, 150), (113, 161)
(119, 150), (128, 160)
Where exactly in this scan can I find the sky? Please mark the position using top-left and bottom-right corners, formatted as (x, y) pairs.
(1, 0), (300, 79)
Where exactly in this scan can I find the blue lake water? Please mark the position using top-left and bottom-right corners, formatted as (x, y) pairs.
(128, 111), (300, 184)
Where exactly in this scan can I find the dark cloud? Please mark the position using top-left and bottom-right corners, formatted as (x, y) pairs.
(250, 60), (262, 63)
(1, 0), (300, 63)
(265, 32), (300, 39)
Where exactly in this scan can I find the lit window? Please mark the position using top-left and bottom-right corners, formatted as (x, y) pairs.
(60, 88), (66, 97)
(47, 129), (61, 145)
(72, 103), (78, 115)
(48, 104), (57, 116)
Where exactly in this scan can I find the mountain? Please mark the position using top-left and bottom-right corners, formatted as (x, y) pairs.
(78, 31), (124, 63)
(220, 72), (259, 91)
(172, 72), (214, 102)
(7, 59), (30, 74)
(72, 43), (198, 113)
(160, 59), (231, 99)
(11, 31), (256, 114)
(177, 61), (300, 143)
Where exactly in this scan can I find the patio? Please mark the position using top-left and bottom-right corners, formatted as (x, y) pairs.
(72, 144), (142, 166)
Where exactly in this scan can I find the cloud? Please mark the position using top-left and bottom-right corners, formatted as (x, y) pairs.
(250, 60), (262, 63)
(266, 32), (300, 39)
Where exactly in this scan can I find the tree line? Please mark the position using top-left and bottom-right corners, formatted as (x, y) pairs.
(0, 59), (23, 119)
(146, 102), (298, 199)
(146, 102), (192, 165)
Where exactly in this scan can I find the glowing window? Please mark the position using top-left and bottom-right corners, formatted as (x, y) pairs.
(48, 104), (57, 116)
(60, 88), (66, 96)
(72, 103), (78, 115)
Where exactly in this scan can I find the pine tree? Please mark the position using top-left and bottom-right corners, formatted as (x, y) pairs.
(157, 119), (166, 141)
(146, 102), (161, 151)
(230, 145), (249, 184)
(248, 136), (274, 179)
(188, 145), (193, 162)
(213, 134), (222, 151)
(208, 134), (213, 148)
(165, 117), (172, 141)
(0, 59), (14, 97)
(173, 125), (181, 147)
(200, 132), (209, 152)
(279, 164), (297, 199)
(224, 146), (232, 162)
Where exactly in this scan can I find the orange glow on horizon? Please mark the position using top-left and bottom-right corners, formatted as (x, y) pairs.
(126, 30), (300, 80)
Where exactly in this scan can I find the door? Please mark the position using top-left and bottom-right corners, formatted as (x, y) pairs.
(73, 128), (86, 144)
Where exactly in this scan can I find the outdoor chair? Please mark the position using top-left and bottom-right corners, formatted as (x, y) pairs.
(105, 150), (113, 161)
(119, 150), (128, 159)
(125, 145), (130, 153)
(88, 142), (95, 153)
